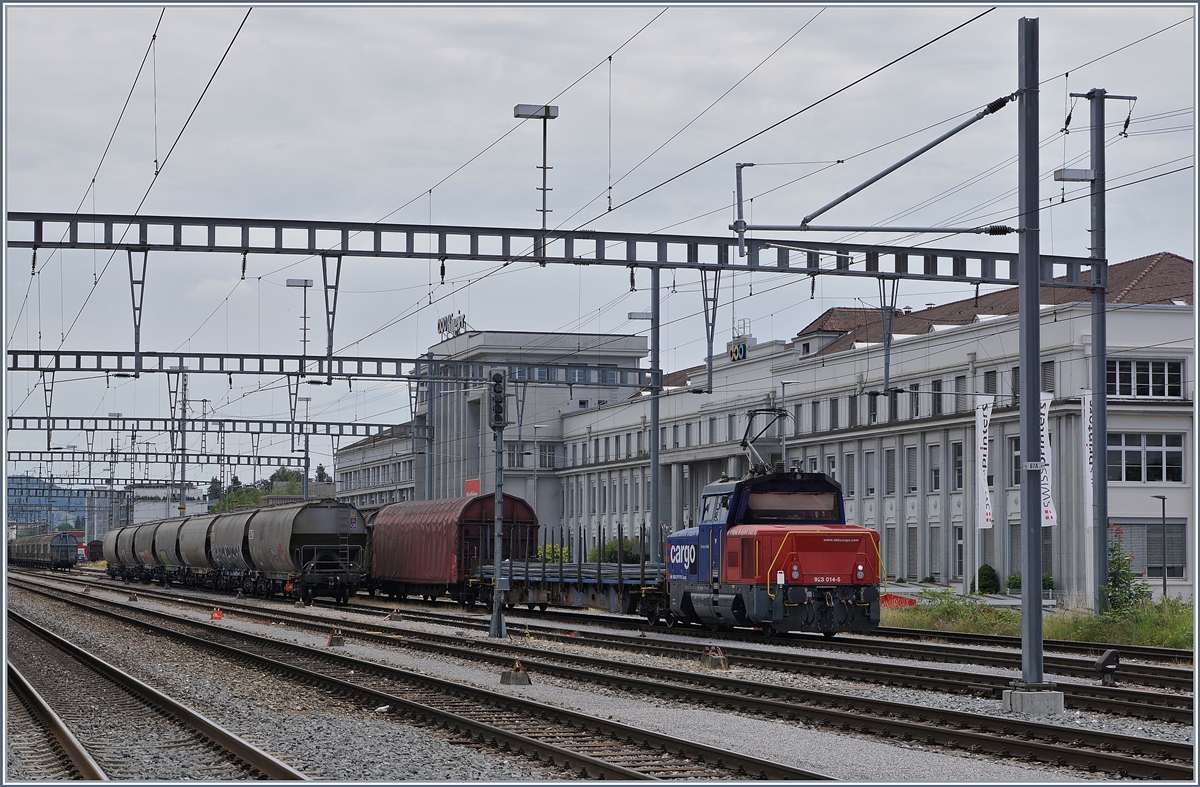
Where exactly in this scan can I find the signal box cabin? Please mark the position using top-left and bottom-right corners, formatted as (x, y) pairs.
(666, 472), (881, 635)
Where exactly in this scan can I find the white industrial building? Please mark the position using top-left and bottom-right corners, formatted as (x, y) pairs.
(336, 252), (1193, 603)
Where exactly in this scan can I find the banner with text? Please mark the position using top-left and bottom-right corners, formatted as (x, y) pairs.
(1081, 389), (1094, 587)
(975, 396), (994, 529)
(1039, 391), (1058, 527)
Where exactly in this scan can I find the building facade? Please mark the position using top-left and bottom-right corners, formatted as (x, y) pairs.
(336, 252), (1194, 602)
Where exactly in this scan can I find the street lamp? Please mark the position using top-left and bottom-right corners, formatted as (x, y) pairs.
(779, 381), (801, 471)
(514, 104), (559, 240)
(1152, 494), (1167, 598)
(286, 278), (313, 370)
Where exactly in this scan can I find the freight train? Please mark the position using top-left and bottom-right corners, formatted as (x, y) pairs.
(99, 499), (367, 604)
(7, 533), (80, 570)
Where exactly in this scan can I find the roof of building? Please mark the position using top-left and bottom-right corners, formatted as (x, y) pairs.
(810, 251), (1192, 356)
(340, 424), (413, 453)
(796, 307), (897, 337)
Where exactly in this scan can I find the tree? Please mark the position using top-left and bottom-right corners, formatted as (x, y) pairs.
(207, 477), (223, 500)
(315, 464), (330, 483)
(586, 538), (643, 564)
(1103, 524), (1152, 613)
(74, 514), (85, 529)
(970, 563), (1000, 594)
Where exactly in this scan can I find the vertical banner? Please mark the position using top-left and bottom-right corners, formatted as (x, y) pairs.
(1039, 391), (1058, 527)
(975, 396), (994, 529)
(1081, 389), (1094, 589)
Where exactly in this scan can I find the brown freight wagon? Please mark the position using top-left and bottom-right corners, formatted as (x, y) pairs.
(369, 494), (538, 606)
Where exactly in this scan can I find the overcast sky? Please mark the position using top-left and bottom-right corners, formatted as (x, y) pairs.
(4, 3), (1195, 483)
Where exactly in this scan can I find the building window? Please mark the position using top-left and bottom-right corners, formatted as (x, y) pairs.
(987, 438), (995, 487)
(604, 437), (611, 462)
(568, 368), (586, 383)
(1011, 365), (1021, 400)
(848, 394), (859, 427)
(928, 444), (941, 491)
(885, 449), (896, 494)
(578, 400), (589, 409)
(507, 442), (525, 468)
(909, 383), (920, 419)
(868, 393), (878, 424)
(865, 451), (876, 495)
(951, 442), (964, 490)
(829, 397), (839, 430)
(1111, 522), (1187, 578)
(594, 438), (600, 462)
(811, 400), (820, 432)
(1107, 360), (1185, 398)
(637, 430), (644, 455)
(672, 424), (680, 449)
(809, 457), (818, 472)
(661, 427), (667, 450)
(825, 454), (836, 481)
(844, 454), (855, 495)
(728, 413), (737, 442)
(931, 379), (943, 416)
(1041, 360), (1055, 395)
(954, 525), (964, 577)
(887, 389), (898, 423)
(685, 422), (693, 448)
(625, 433), (632, 458)
(615, 434), (621, 459)
(707, 418), (716, 445)
(539, 445), (556, 469)
(633, 478), (640, 511)
(954, 375), (967, 412)
(1009, 436), (1021, 486)
(1107, 433), (1185, 482)
(984, 370), (997, 395)
(581, 442), (588, 464)
(906, 446), (918, 493)
(793, 403), (802, 435)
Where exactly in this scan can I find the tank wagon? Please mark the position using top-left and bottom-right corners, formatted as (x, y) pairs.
(8, 533), (80, 570)
(103, 499), (367, 604)
(369, 494), (538, 606)
(662, 470), (880, 635)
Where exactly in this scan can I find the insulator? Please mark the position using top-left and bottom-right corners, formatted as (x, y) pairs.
(986, 225), (1014, 236)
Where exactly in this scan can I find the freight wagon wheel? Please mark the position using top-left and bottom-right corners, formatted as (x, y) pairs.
(761, 625), (776, 638)
(526, 603), (536, 611)
(822, 631), (838, 639)
(538, 603), (548, 612)
(664, 612), (681, 629)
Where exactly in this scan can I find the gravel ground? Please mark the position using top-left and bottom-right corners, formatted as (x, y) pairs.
(13, 578), (1195, 782)
(7, 586), (557, 781)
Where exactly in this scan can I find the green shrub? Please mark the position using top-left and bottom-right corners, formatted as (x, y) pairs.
(1006, 573), (1021, 590)
(969, 563), (1000, 594)
(1042, 572), (1054, 591)
(536, 543), (569, 563)
(1103, 525), (1152, 613)
(586, 539), (642, 563)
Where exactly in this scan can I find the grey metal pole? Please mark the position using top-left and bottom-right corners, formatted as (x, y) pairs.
(650, 265), (661, 562)
(541, 115), (549, 233)
(178, 373), (188, 516)
(489, 425), (507, 638)
(425, 352), (435, 502)
(1017, 16), (1043, 686)
(302, 432), (310, 500)
(1153, 495), (1167, 597)
(1089, 89), (1110, 614)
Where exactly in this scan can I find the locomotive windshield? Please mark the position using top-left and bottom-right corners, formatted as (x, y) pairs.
(700, 493), (731, 525)
(744, 491), (840, 523)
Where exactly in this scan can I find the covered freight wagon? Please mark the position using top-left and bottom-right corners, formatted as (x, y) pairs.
(7, 533), (79, 570)
(370, 494), (538, 605)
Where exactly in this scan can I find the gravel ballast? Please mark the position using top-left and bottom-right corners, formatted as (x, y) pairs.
(15, 579), (1187, 781)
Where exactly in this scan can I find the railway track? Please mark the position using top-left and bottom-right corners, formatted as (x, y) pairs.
(6, 610), (308, 781)
(11, 577), (1193, 780)
(870, 625), (1193, 665)
(20, 571), (1192, 721)
(8, 581), (826, 780)
(6, 662), (107, 780)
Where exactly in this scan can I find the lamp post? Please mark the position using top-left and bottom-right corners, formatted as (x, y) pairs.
(1152, 494), (1167, 598)
(530, 423), (547, 543)
(514, 104), (559, 246)
(779, 381), (801, 471)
